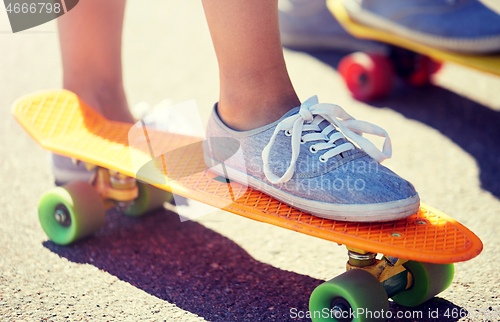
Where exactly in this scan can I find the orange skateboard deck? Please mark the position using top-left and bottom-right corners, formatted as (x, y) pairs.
(328, 0), (500, 76)
(12, 90), (482, 264)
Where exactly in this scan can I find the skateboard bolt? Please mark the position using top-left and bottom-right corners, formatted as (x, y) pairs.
(54, 205), (71, 227)
(331, 298), (352, 322)
(359, 72), (368, 85)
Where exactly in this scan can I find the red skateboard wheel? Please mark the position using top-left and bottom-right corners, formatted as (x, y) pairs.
(406, 55), (442, 87)
(339, 52), (395, 101)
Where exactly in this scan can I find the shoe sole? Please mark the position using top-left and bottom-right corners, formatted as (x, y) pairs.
(207, 159), (420, 222)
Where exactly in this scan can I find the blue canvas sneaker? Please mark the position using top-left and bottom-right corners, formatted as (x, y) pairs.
(279, 0), (381, 51)
(343, 0), (500, 54)
(204, 96), (419, 222)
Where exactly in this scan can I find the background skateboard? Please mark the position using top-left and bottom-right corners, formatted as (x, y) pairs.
(328, 0), (500, 101)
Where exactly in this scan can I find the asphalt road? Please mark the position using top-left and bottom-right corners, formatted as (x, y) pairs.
(1, 1), (500, 321)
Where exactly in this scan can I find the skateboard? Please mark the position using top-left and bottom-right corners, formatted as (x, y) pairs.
(328, 0), (500, 101)
(13, 90), (483, 321)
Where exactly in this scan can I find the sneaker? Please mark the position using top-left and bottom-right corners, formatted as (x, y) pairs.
(343, 0), (500, 54)
(279, 0), (382, 51)
(204, 96), (419, 222)
(51, 153), (95, 186)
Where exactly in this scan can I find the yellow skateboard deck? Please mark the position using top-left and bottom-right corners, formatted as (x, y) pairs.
(328, 0), (500, 76)
(12, 90), (482, 264)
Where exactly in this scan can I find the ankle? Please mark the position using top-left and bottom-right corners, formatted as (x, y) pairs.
(218, 70), (300, 131)
(217, 93), (300, 131)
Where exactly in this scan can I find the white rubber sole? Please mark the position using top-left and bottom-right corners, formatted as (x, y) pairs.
(208, 159), (420, 222)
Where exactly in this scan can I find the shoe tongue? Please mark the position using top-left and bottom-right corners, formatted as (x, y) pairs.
(281, 107), (328, 129)
(306, 116), (336, 134)
(280, 106), (300, 120)
(306, 115), (356, 157)
(317, 118), (332, 132)
(282, 108), (350, 147)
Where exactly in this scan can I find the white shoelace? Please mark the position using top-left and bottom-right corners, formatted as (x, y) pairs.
(262, 96), (392, 184)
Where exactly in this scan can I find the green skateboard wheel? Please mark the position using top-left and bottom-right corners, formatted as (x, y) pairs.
(391, 261), (454, 307)
(309, 269), (389, 322)
(124, 182), (172, 217)
(38, 181), (105, 245)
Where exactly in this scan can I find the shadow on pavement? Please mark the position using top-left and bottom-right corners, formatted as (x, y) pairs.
(303, 49), (500, 199)
(44, 209), (466, 322)
(370, 86), (500, 199)
(43, 209), (317, 322)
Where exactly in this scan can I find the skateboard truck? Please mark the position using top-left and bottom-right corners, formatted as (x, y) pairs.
(69, 159), (140, 211)
(91, 167), (139, 211)
(346, 246), (413, 298)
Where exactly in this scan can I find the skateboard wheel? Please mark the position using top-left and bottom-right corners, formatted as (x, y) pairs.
(38, 181), (105, 245)
(406, 56), (442, 87)
(309, 269), (389, 322)
(124, 182), (172, 217)
(391, 261), (454, 307)
(338, 52), (394, 102)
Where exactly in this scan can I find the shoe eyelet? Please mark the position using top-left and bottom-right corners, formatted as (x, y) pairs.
(300, 137), (305, 144)
(309, 146), (318, 153)
(319, 156), (328, 163)
(285, 129), (292, 136)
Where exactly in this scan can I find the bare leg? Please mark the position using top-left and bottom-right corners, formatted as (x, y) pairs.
(202, 0), (301, 131)
(58, 0), (134, 123)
